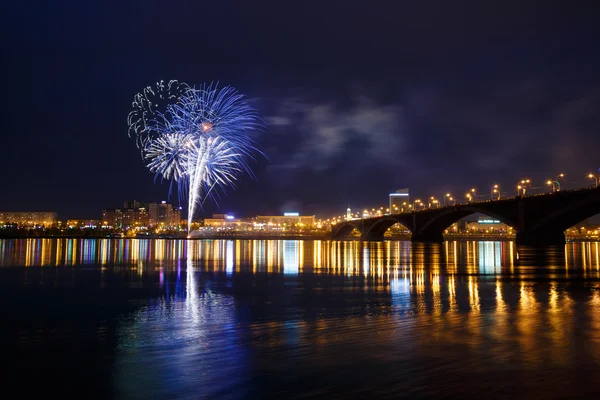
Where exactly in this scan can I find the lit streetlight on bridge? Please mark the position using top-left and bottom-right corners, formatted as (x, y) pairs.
(444, 193), (452, 206)
(546, 173), (565, 192)
(413, 199), (422, 210)
(516, 179), (531, 196)
(429, 196), (439, 208)
(491, 184), (500, 200)
(589, 173), (599, 187)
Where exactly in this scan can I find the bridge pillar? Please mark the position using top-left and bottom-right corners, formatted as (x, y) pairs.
(515, 230), (565, 246)
(360, 231), (385, 241)
(410, 230), (444, 244)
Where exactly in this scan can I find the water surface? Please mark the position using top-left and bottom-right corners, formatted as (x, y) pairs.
(2, 238), (600, 399)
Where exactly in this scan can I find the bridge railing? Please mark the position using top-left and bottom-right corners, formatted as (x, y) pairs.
(349, 186), (599, 220)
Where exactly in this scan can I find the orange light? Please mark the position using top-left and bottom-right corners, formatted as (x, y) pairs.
(201, 122), (213, 132)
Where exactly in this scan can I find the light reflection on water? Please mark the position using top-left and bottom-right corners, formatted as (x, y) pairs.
(3, 238), (600, 399)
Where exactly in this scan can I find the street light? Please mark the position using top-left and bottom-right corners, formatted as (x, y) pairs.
(429, 196), (438, 208)
(546, 173), (565, 192)
(490, 184), (500, 200)
(516, 179), (531, 196)
(444, 193), (452, 206)
(413, 199), (422, 210)
(465, 193), (473, 203)
(588, 173), (599, 187)
(470, 188), (477, 201)
(546, 179), (558, 192)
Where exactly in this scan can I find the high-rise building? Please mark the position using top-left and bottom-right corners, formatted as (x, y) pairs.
(102, 200), (148, 228)
(124, 200), (148, 209)
(102, 200), (180, 229)
(389, 189), (410, 214)
(149, 201), (181, 228)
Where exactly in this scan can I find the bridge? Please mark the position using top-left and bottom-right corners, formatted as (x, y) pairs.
(331, 187), (600, 246)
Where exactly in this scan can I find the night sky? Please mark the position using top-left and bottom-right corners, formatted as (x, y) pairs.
(2, 1), (599, 219)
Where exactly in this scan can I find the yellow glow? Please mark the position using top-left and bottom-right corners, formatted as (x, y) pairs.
(201, 122), (213, 132)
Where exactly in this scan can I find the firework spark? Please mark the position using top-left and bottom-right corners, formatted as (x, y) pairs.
(128, 81), (262, 232)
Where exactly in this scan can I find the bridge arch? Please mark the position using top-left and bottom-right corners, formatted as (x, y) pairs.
(361, 216), (412, 240)
(411, 205), (520, 243)
(530, 194), (600, 232)
(330, 221), (362, 239)
(417, 206), (519, 236)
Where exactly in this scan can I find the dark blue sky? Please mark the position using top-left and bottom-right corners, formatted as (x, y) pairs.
(2, 1), (599, 219)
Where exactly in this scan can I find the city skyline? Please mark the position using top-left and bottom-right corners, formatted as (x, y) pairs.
(2, 1), (600, 219)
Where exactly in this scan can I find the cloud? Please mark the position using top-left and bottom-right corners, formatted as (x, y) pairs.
(266, 95), (406, 172)
(251, 76), (600, 213)
(264, 116), (291, 126)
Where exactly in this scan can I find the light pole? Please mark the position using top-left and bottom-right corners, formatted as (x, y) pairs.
(469, 188), (476, 202)
(546, 180), (558, 192)
(516, 179), (531, 196)
(555, 173), (565, 191)
(429, 196), (437, 208)
(490, 184), (500, 200)
(444, 193), (452, 206)
(465, 193), (473, 203)
(413, 199), (422, 210)
(589, 173), (599, 188)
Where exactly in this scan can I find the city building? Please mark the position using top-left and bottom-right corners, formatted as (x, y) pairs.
(66, 219), (100, 228)
(149, 201), (181, 227)
(389, 188), (410, 214)
(466, 216), (511, 232)
(101, 208), (148, 229)
(346, 206), (352, 221)
(255, 213), (315, 230)
(0, 212), (57, 226)
(102, 200), (180, 229)
(203, 214), (252, 230)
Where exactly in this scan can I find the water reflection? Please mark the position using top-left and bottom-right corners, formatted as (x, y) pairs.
(4, 238), (600, 398)
(1, 238), (599, 278)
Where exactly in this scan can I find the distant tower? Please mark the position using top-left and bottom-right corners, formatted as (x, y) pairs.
(346, 206), (352, 220)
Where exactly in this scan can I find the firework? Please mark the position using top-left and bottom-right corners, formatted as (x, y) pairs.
(128, 82), (262, 231)
(127, 80), (190, 148)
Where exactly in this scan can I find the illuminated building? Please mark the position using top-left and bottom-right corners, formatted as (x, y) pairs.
(389, 188), (410, 214)
(149, 201), (181, 227)
(255, 213), (315, 229)
(102, 200), (180, 229)
(466, 216), (510, 232)
(66, 219), (100, 228)
(203, 214), (252, 229)
(0, 211), (57, 226)
(346, 206), (352, 220)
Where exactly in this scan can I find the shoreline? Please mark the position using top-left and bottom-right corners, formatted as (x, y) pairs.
(0, 234), (597, 242)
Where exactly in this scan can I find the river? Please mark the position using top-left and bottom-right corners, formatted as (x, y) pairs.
(2, 238), (600, 399)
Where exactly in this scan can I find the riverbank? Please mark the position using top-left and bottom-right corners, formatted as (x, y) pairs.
(0, 233), (597, 242)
